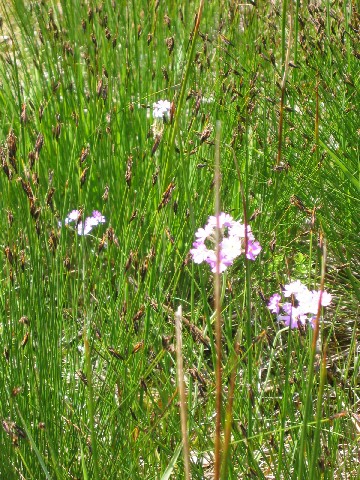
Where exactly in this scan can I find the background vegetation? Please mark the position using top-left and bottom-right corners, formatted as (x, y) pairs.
(0, 0), (358, 478)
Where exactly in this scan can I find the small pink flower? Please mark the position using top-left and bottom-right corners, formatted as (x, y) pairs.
(246, 240), (262, 260)
(195, 223), (215, 243)
(229, 222), (254, 240)
(153, 100), (171, 119)
(64, 210), (81, 224)
(312, 290), (332, 308)
(190, 242), (211, 264)
(268, 293), (281, 314)
(91, 210), (106, 224)
(77, 218), (94, 236)
(206, 250), (231, 273)
(208, 213), (235, 229)
(221, 236), (242, 261)
(283, 280), (308, 297)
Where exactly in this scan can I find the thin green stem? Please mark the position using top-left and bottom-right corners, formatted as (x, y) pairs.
(162, 0), (204, 187)
(84, 330), (100, 480)
(214, 120), (222, 480)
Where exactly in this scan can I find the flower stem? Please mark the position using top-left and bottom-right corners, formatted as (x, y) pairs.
(214, 120), (222, 480)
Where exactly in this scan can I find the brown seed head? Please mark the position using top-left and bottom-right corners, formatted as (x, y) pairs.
(80, 167), (89, 187)
(7, 129), (17, 166)
(166, 36), (175, 55)
(125, 155), (133, 187)
(157, 182), (176, 211)
(20, 103), (28, 124)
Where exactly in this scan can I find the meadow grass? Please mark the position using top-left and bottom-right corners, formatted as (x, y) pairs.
(0, 0), (359, 478)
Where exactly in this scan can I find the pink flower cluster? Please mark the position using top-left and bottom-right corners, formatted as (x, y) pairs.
(153, 100), (171, 119)
(60, 210), (106, 236)
(190, 212), (261, 273)
(268, 280), (332, 329)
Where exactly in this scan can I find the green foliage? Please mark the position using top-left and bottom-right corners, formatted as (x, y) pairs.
(0, 0), (358, 478)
